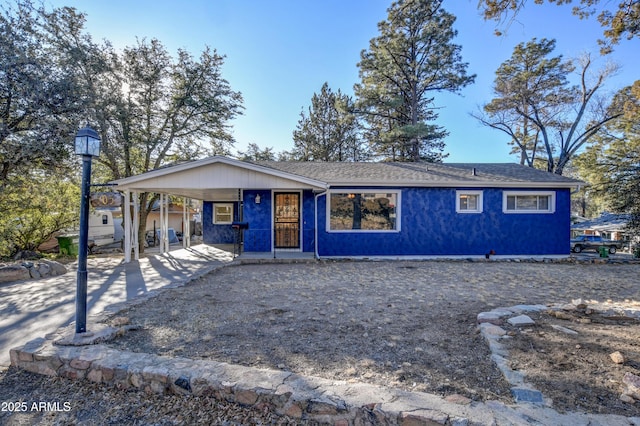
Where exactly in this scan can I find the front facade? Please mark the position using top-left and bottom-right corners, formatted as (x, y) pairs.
(113, 156), (581, 260)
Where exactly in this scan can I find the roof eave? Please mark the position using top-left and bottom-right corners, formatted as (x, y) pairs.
(111, 156), (329, 190)
(325, 181), (582, 189)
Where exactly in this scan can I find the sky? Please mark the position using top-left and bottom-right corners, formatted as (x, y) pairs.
(45, 0), (639, 163)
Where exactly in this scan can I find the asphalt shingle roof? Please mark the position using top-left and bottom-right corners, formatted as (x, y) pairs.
(256, 161), (582, 188)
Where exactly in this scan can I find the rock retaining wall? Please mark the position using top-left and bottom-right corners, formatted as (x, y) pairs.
(10, 325), (502, 425)
(0, 260), (67, 283)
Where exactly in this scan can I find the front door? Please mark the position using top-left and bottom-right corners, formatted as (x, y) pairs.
(274, 192), (300, 249)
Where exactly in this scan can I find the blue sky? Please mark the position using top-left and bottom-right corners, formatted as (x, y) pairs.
(46, 0), (638, 163)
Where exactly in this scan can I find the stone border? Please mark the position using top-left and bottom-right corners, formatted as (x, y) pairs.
(11, 330), (503, 425)
(477, 304), (550, 406)
(478, 301), (640, 413)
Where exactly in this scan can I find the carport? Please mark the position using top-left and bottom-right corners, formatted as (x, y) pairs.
(111, 156), (326, 263)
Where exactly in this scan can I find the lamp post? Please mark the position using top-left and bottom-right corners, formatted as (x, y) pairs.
(74, 125), (100, 334)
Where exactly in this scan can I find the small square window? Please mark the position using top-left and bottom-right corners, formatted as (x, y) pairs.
(213, 203), (233, 224)
(456, 191), (483, 213)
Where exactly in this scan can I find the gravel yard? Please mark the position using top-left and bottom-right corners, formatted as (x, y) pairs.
(2, 258), (640, 424)
(107, 260), (640, 416)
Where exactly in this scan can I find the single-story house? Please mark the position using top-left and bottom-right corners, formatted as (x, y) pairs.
(112, 156), (582, 261)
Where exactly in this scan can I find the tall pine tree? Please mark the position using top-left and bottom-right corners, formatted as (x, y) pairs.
(355, 0), (474, 162)
(292, 82), (366, 161)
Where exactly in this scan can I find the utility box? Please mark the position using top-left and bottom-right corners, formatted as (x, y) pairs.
(57, 235), (79, 256)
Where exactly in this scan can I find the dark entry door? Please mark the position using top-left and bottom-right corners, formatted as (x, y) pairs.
(274, 192), (300, 249)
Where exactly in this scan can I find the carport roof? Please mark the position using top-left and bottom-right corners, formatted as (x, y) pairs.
(111, 155), (583, 199)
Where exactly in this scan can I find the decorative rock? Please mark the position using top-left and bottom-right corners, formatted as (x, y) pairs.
(507, 315), (535, 327)
(623, 372), (640, 399)
(174, 375), (191, 391)
(29, 267), (42, 279)
(477, 311), (503, 325)
(111, 316), (130, 327)
(0, 265), (31, 283)
(549, 310), (573, 320)
(0, 260), (67, 283)
(37, 262), (51, 277)
(550, 324), (578, 335)
(41, 259), (67, 276)
(620, 393), (635, 404)
(511, 388), (544, 404)
(479, 323), (507, 337)
(444, 394), (472, 405)
(610, 351), (625, 364)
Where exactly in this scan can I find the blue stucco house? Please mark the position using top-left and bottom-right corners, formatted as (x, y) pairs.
(113, 156), (582, 259)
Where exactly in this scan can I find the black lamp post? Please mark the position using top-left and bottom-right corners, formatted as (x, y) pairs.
(74, 125), (100, 334)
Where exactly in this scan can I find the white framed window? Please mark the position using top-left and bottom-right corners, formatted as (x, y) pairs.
(503, 191), (555, 214)
(456, 190), (483, 213)
(327, 190), (400, 232)
(213, 203), (233, 224)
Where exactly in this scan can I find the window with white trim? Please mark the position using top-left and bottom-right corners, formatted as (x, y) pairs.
(328, 191), (400, 232)
(503, 191), (555, 213)
(213, 203), (233, 224)
(456, 190), (483, 213)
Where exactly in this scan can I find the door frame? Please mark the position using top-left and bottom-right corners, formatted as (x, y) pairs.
(272, 190), (302, 252)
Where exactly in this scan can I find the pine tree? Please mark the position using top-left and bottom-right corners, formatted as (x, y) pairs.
(292, 82), (366, 161)
(355, 0), (474, 162)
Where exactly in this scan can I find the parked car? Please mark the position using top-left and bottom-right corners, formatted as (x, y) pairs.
(570, 235), (623, 254)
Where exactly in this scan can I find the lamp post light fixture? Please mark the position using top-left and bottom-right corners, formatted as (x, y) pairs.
(74, 125), (100, 334)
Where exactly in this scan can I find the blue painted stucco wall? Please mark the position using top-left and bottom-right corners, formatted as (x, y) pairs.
(316, 187), (571, 257)
(202, 201), (239, 244)
(202, 187), (572, 256)
(203, 190), (317, 252)
(243, 190), (272, 252)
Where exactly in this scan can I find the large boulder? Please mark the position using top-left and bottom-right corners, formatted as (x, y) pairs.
(0, 265), (31, 283)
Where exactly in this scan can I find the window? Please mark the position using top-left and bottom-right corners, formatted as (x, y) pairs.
(213, 203), (233, 224)
(456, 190), (483, 213)
(328, 191), (399, 232)
(503, 191), (555, 213)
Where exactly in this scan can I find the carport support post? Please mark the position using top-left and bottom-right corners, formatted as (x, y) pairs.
(124, 190), (131, 263)
(183, 197), (191, 248)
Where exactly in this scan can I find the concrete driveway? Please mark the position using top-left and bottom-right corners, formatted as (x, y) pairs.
(0, 245), (233, 367)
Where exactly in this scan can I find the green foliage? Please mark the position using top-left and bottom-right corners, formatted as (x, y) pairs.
(476, 38), (620, 175)
(479, 0), (640, 54)
(0, 172), (79, 258)
(1, 1), (244, 253)
(355, 0), (474, 162)
(236, 143), (277, 161)
(292, 83), (367, 162)
(590, 81), (640, 235)
(0, 1), (82, 185)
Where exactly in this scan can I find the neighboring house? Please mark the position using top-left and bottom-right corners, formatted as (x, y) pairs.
(571, 212), (632, 248)
(112, 156), (582, 260)
(146, 201), (197, 235)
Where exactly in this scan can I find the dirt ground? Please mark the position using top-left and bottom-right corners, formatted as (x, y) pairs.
(102, 260), (640, 417)
(504, 306), (640, 416)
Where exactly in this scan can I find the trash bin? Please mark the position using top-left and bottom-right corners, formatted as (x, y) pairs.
(57, 235), (79, 256)
(598, 246), (609, 258)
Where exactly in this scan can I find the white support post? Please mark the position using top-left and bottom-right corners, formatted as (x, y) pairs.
(160, 193), (169, 253)
(132, 191), (140, 260)
(183, 197), (191, 248)
(124, 190), (132, 263)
